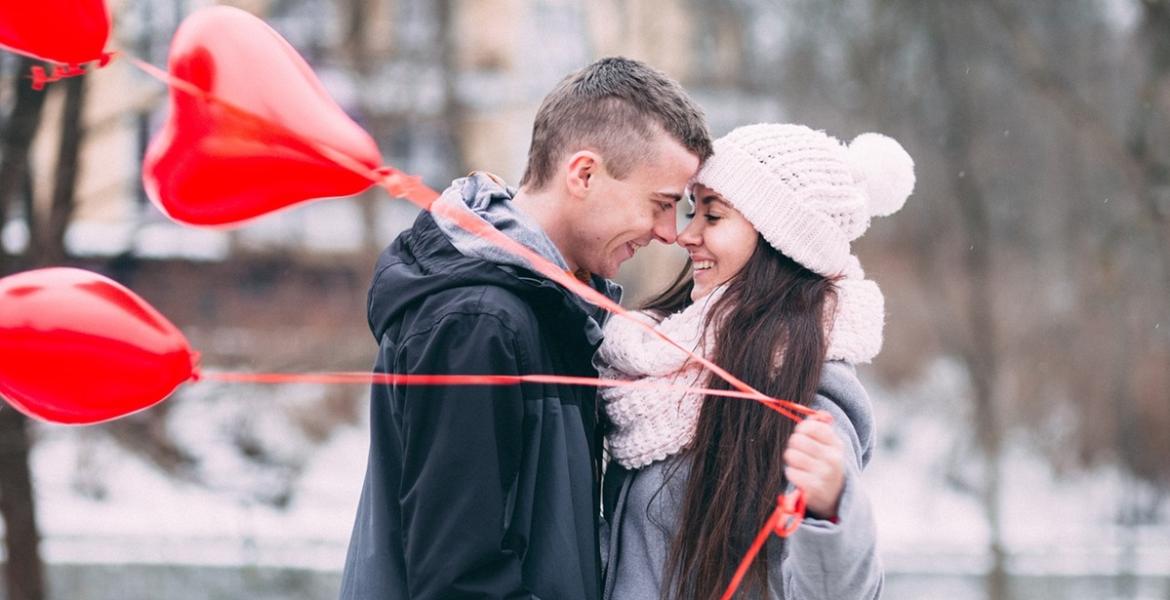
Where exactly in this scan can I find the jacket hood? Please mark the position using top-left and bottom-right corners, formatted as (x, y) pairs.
(431, 172), (571, 274)
(368, 174), (621, 346)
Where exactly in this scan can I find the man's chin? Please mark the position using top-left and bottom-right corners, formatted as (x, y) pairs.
(583, 251), (632, 279)
(593, 259), (622, 280)
(597, 266), (620, 279)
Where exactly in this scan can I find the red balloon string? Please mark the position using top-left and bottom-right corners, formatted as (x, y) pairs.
(199, 371), (805, 420)
(718, 490), (807, 600)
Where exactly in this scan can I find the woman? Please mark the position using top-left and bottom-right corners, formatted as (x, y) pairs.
(598, 123), (914, 599)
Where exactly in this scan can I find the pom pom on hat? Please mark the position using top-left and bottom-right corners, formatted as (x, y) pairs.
(847, 133), (915, 218)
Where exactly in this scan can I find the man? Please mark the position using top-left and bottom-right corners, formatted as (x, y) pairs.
(340, 56), (711, 600)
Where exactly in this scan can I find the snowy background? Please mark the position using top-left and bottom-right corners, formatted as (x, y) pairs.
(7, 357), (1167, 599)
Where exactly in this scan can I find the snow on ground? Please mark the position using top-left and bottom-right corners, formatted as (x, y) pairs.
(11, 357), (1170, 578)
(22, 378), (367, 571)
(866, 358), (1170, 577)
(30, 416), (365, 571)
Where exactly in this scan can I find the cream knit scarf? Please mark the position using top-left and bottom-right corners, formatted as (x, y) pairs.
(596, 288), (725, 470)
(598, 276), (883, 469)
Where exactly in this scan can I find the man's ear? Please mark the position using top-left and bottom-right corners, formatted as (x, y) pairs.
(565, 150), (601, 199)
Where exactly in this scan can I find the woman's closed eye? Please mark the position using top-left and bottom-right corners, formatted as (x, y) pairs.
(685, 209), (722, 224)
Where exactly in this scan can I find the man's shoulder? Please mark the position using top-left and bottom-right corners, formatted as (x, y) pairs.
(410, 282), (541, 338)
(430, 282), (536, 315)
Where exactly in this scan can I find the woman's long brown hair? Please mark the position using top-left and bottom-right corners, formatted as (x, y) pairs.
(642, 236), (836, 599)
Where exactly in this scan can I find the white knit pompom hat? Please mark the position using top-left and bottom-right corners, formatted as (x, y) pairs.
(693, 123), (915, 363)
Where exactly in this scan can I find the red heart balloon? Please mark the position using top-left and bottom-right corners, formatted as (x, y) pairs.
(0, 0), (110, 65)
(143, 6), (382, 227)
(0, 268), (197, 425)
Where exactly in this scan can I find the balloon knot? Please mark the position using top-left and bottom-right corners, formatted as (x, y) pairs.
(30, 66), (49, 91)
(27, 59), (105, 90)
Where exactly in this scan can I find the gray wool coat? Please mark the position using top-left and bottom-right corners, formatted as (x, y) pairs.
(601, 361), (883, 599)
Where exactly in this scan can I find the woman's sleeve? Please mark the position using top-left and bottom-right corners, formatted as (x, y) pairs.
(772, 362), (883, 599)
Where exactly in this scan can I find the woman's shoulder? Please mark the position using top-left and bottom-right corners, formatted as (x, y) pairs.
(816, 361), (869, 407)
(812, 361), (875, 468)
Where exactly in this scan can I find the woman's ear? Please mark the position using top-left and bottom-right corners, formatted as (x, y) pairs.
(565, 150), (601, 199)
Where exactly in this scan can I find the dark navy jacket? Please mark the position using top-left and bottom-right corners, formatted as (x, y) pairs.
(340, 210), (606, 600)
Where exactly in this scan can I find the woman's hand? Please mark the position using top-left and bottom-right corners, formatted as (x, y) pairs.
(783, 418), (845, 520)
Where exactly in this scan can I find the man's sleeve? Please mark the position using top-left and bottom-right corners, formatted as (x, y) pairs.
(392, 311), (538, 600)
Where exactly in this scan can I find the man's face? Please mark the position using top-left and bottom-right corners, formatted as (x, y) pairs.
(571, 134), (700, 278)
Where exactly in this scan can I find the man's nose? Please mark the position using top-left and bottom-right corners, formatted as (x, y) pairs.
(653, 210), (678, 244)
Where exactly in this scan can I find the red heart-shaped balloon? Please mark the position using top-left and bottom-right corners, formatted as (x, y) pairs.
(0, 268), (197, 425)
(0, 0), (110, 65)
(143, 6), (382, 227)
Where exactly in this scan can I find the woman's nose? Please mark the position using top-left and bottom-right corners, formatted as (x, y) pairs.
(677, 219), (701, 248)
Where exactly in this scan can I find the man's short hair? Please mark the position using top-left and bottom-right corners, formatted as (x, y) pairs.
(519, 57), (712, 191)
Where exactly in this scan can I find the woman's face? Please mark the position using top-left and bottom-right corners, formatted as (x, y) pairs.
(677, 184), (758, 300)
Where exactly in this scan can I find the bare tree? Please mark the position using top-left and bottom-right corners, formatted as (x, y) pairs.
(434, 0), (468, 178)
(922, 5), (1007, 596)
(0, 59), (48, 271)
(0, 56), (52, 600)
(984, 0), (1170, 488)
(0, 49), (93, 598)
(43, 75), (87, 264)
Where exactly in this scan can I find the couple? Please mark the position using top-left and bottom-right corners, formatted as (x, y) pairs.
(340, 57), (912, 600)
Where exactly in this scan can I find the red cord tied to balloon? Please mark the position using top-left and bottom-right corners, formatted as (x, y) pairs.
(29, 56), (115, 91)
(0, 268), (821, 427)
(0, 0), (115, 89)
(715, 488), (808, 600)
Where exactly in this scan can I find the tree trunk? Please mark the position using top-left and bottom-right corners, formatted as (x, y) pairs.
(0, 56), (51, 600)
(1127, 2), (1170, 295)
(343, 0), (386, 259)
(990, 0), (1170, 489)
(436, 0), (468, 178)
(988, 0), (1170, 305)
(43, 73), (88, 265)
(0, 410), (45, 600)
(21, 165), (37, 262)
(926, 6), (1008, 599)
(0, 58), (49, 271)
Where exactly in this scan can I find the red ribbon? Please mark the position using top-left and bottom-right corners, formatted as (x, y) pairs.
(718, 489), (807, 600)
(200, 371), (809, 418)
